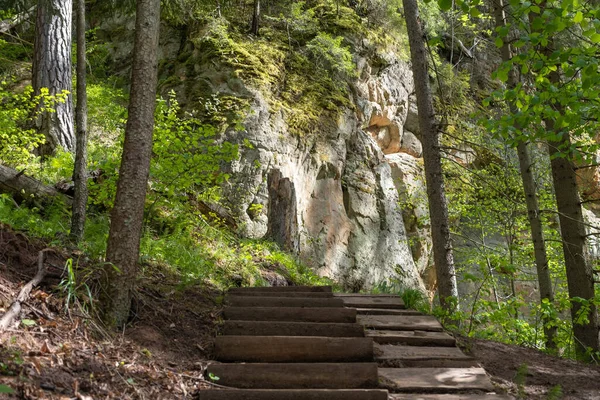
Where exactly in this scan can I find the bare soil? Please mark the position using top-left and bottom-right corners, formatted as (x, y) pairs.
(0, 224), (221, 399)
(459, 336), (600, 399)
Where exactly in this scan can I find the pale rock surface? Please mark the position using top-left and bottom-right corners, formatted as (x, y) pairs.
(219, 54), (428, 291)
(386, 153), (435, 292)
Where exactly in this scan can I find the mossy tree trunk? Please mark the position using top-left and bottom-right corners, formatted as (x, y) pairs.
(103, 0), (160, 329)
(402, 0), (459, 313)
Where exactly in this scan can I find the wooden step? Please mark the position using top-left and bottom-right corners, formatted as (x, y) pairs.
(226, 291), (334, 298)
(375, 344), (478, 368)
(198, 389), (389, 400)
(366, 330), (455, 346)
(357, 308), (422, 316)
(222, 320), (365, 337)
(341, 296), (405, 309)
(358, 315), (443, 331)
(378, 367), (494, 392)
(205, 362), (379, 389)
(214, 336), (374, 362)
(390, 394), (514, 399)
(226, 296), (345, 308)
(229, 285), (332, 293)
(334, 293), (400, 297)
(223, 307), (357, 323)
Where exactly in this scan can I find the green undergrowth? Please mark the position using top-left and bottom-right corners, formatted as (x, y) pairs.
(0, 75), (330, 293)
(159, 0), (419, 137)
(0, 193), (330, 290)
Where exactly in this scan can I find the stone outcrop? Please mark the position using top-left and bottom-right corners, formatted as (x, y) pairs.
(220, 82), (425, 291)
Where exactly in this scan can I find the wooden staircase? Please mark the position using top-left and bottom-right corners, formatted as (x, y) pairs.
(199, 286), (513, 400)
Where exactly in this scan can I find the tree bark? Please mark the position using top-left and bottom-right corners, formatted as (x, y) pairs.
(70, 0), (88, 243)
(0, 164), (71, 206)
(251, 0), (260, 35)
(492, 0), (556, 350)
(103, 0), (160, 328)
(402, 0), (458, 312)
(32, 0), (74, 156)
(547, 127), (599, 357)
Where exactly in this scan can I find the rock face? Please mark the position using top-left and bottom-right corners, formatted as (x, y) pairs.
(217, 52), (432, 292)
(94, 12), (433, 292)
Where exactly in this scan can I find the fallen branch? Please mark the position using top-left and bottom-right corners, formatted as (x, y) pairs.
(0, 6), (36, 34)
(0, 249), (50, 331)
(0, 164), (72, 206)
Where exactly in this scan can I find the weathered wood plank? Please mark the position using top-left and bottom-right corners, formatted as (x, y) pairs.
(225, 291), (333, 298)
(378, 368), (494, 392)
(375, 344), (478, 367)
(341, 296), (405, 309)
(205, 363), (379, 389)
(229, 286), (332, 293)
(226, 296), (344, 308)
(198, 389), (390, 400)
(214, 336), (374, 362)
(223, 307), (357, 323)
(357, 308), (422, 316)
(222, 321), (365, 337)
(334, 293), (400, 297)
(358, 315), (444, 331)
(390, 395), (514, 400)
(366, 330), (456, 346)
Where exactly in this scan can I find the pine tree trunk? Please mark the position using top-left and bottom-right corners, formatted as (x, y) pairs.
(251, 0), (260, 35)
(70, 0), (88, 243)
(402, 0), (458, 311)
(492, 0), (557, 350)
(103, 0), (160, 329)
(32, 0), (74, 156)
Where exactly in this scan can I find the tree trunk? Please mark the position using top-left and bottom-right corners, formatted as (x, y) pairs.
(103, 0), (160, 329)
(70, 0), (88, 243)
(516, 141), (557, 349)
(492, 0), (557, 350)
(0, 164), (71, 206)
(251, 0), (260, 35)
(32, 0), (74, 156)
(547, 128), (599, 358)
(402, 0), (458, 312)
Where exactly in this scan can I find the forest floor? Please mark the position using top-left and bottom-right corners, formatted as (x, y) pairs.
(0, 224), (599, 399)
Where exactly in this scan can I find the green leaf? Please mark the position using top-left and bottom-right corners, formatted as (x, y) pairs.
(574, 11), (583, 23)
(591, 33), (600, 43)
(438, 0), (453, 11)
(495, 37), (504, 48)
(0, 385), (15, 394)
(21, 319), (36, 327)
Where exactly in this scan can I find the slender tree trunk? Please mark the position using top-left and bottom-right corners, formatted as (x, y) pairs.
(70, 0), (88, 243)
(517, 141), (557, 348)
(492, 0), (557, 350)
(547, 123), (599, 358)
(33, 0), (74, 156)
(402, 0), (459, 312)
(103, 0), (160, 328)
(533, 0), (599, 355)
(251, 0), (260, 35)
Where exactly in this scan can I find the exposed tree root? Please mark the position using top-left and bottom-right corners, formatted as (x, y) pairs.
(0, 249), (51, 331)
